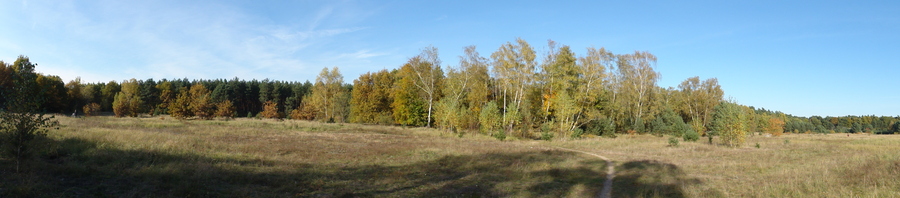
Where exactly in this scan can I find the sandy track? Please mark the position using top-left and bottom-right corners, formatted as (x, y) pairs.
(552, 147), (615, 198)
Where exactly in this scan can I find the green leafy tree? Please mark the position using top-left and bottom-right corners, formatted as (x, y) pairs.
(350, 70), (394, 124)
(613, 51), (660, 133)
(112, 79), (143, 117)
(100, 81), (120, 111)
(573, 47), (614, 132)
(412, 47), (444, 127)
(433, 97), (459, 131)
(479, 101), (502, 134)
(436, 46), (492, 132)
(676, 76), (723, 135)
(139, 78), (160, 115)
(392, 62), (428, 126)
(168, 88), (193, 120)
(189, 84), (216, 120)
(65, 77), (84, 113)
(306, 67), (350, 122)
(539, 41), (579, 121)
(35, 74), (67, 113)
(215, 99), (236, 119)
(491, 38), (536, 132)
(82, 102), (101, 116)
(156, 81), (176, 114)
(709, 101), (747, 147)
(0, 56), (59, 172)
(0, 61), (12, 108)
(460, 46), (493, 129)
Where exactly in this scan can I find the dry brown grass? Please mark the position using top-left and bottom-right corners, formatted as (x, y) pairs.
(1, 116), (610, 197)
(2, 116), (898, 197)
(551, 133), (900, 197)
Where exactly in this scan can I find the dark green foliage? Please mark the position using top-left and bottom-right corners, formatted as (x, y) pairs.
(632, 117), (645, 133)
(851, 122), (862, 133)
(492, 130), (507, 141)
(479, 101), (501, 134)
(668, 137), (679, 147)
(100, 81), (120, 111)
(569, 128), (584, 139)
(139, 78), (160, 114)
(540, 122), (552, 134)
(541, 131), (554, 141)
(682, 129), (699, 142)
(650, 117), (667, 137)
(709, 102), (747, 147)
(583, 118), (617, 138)
(649, 108), (693, 137)
(0, 56), (59, 172)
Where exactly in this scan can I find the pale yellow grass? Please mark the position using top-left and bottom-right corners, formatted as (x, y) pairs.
(15, 116), (897, 197)
(550, 133), (900, 197)
(13, 116), (609, 197)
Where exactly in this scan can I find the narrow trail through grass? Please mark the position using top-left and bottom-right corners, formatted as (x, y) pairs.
(6, 116), (900, 197)
(552, 146), (615, 198)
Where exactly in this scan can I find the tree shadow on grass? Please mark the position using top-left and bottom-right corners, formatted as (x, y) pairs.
(1, 137), (703, 197)
(1, 138), (592, 197)
(611, 160), (707, 198)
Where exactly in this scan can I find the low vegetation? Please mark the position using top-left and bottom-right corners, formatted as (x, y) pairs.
(2, 116), (899, 197)
(2, 116), (611, 197)
(553, 133), (900, 197)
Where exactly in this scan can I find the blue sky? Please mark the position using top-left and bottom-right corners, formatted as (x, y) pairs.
(1, 0), (898, 117)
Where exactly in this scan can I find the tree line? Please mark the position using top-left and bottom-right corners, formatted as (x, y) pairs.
(3, 39), (900, 143)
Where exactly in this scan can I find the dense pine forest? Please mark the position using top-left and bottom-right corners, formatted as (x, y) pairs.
(3, 39), (898, 141)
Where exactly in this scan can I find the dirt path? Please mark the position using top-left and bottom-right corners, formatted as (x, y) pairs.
(552, 147), (615, 198)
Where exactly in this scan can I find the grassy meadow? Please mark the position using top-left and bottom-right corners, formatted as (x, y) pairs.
(1, 116), (899, 197)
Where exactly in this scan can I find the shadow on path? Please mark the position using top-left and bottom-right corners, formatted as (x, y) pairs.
(610, 160), (706, 198)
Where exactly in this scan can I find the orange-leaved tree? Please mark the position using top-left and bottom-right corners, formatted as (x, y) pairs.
(112, 78), (143, 117)
(260, 101), (281, 119)
(766, 117), (785, 136)
(189, 84), (215, 120)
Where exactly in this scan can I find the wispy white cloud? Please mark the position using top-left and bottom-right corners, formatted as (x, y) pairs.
(309, 6), (334, 31)
(1, 1), (382, 83)
(337, 50), (388, 59)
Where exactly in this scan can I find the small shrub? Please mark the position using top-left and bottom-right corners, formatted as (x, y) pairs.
(492, 131), (506, 141)
(755, 143), (761, 148)
(585, 118), (617, 138)
(541, 131), (554, 141)
(570, 128), (584, 139)
(540, 122), (552, 134)
(683, 130), (700, 142)
(668, 137), (680, 147)
(82, 103), (101, 116)
(215, 100), (236, 119)
(260, 101), (281, 119)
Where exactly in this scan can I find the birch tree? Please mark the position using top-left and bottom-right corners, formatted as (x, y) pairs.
(676, 76), (723, 134)
(436, 45), (492, 131)
(614, 51), (660, 132)
(306, 67), (349, 122)
(491, 38), (536, 131)
(538, 41), (582, 134)
(408, 46), (444, 127)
